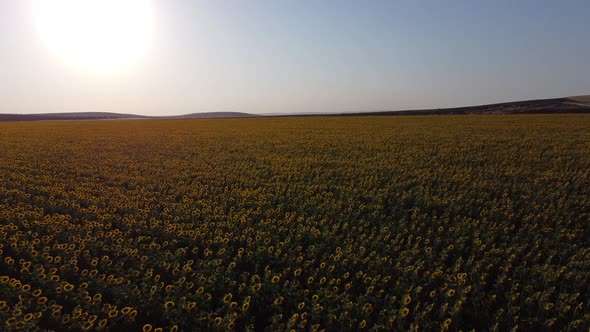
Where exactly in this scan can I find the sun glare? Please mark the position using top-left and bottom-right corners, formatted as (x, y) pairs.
(32, 0), (155, 73)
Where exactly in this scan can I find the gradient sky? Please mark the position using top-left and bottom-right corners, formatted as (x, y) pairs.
(1, 0), (589, 115)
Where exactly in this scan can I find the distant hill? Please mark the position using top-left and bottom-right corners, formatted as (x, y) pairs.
(169, 112), (260, 119)
(0, 112), (147, 121)
(0, 111), (257, 121)
(1, 96), (589, 121)
(339, 96), (590, 116)
(566, 95), (590, 106)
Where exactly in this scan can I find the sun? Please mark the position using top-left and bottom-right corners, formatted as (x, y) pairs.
(32, 0), (156, 73)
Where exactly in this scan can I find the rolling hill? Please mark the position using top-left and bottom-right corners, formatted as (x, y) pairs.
(342, 96), (590, 116)
(1, 96), (588, 121)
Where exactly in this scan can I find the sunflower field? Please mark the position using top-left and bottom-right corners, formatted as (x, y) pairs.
(0, 115), (589, 331)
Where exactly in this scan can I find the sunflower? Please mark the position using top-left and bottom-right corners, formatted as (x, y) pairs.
(443, 318), (452, 327)
(164, 301), (175, 310)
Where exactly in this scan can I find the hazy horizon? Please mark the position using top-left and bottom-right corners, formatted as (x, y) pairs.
(1, 1), (590, 116)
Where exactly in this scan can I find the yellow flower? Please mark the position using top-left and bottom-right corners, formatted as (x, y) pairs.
(404, 295), (412, 305)
(108, 309), (118, 318)
(271, 275), (280, 283)
(401, 307), (410, 317)
(164, 301), (175, 310)
(298, 302), (305, 310)
(143, 324), (153, 332)
(359, 320), (367, 328)
(274, 297), (284, 305)
(446, 289), (455, 297)
(82, 321), (94, 331)
(214, 317), (222, 326)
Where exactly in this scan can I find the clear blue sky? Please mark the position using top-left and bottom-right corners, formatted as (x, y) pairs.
(1, 0), (589, 115)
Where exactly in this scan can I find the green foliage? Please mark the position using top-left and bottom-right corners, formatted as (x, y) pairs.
(0, 115), (588, 331)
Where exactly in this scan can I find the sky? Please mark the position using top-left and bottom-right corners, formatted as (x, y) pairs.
(1, 0), (589, 115)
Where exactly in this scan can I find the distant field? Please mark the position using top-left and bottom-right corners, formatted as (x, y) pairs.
(0, 115), (589, 331)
